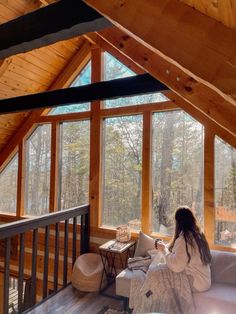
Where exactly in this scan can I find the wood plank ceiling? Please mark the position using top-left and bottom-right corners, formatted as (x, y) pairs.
(181, 0), (236, 29)
(0, 0), (85, 152)
(0, 0), (235, 154)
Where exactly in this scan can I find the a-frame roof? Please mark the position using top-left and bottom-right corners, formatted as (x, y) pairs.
(0, 0), (235, 158)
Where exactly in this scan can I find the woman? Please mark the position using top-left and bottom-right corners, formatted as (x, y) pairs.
(156, 206), (212, 292)
(131, 206), (212, 314)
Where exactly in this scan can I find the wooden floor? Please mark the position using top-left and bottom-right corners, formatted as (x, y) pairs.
(28, 285), (124, 314)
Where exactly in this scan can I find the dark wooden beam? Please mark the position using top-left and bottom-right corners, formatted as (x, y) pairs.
(0, 74), (167, 114)
(0, 0), (111, 59)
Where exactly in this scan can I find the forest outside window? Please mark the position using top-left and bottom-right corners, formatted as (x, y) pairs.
(0, 154), (18, 214)
(58, 120), (90, 210)
(102, 115), (143, 229)
(152, 111), (204, 235)
(25, 124), (51, 216)
(103, 52), (168, 108)
(215, 137), (236, 248)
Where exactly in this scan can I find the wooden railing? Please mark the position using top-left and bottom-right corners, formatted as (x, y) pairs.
(0, 205), (90, 314)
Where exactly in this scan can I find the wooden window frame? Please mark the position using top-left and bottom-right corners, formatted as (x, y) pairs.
(0, 47), (236, 253)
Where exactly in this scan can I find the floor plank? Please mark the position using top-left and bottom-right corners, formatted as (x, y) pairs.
(28, 284), (124, 314)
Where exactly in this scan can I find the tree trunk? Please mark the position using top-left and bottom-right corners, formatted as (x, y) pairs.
(157, 113), (176, 228)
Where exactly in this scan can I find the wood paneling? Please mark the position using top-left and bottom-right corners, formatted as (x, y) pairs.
(181, 0), (236, 30)
(0, 37), (89, 165)
(85, 0), (236, 104)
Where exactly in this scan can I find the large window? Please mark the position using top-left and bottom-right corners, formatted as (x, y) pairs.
(50, 61), (91, 114)
(0, 154), (18, 214)
(215, 137), (236, 248)
(102, 115), (143, 227)
(103, 52), (168, 108)
(25, 124), (51, 216)
(59, 121), (90, 210)
(152, 111), (204, 235)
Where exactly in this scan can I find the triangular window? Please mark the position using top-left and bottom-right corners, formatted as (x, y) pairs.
(50, 61), (91, 115)
(103, 52), (168, 108)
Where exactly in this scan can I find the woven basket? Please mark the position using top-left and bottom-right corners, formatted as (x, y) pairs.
(72, 253), (106, 292)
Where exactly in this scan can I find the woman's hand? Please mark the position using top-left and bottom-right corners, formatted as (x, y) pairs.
(155, 240), (166, 252)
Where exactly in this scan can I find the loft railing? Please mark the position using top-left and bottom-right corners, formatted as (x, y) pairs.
(0, 205), (90, 314)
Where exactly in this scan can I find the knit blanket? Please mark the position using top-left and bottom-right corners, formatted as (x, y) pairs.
(130, 262), (195, 314)
(127, 256), (152, 273)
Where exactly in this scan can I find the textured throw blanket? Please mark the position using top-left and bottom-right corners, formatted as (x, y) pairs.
(130, 261), (195, 314)
(128, 256), (152, 273)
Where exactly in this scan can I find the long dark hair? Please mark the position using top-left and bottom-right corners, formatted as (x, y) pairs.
(169, 206), (211, 265)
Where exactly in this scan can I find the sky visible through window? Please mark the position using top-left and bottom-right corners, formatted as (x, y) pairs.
(50, 61), (91, 114)
(50, 52), (169, 114)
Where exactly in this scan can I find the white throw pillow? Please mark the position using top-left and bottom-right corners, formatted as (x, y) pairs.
(134, 231), (155, 257)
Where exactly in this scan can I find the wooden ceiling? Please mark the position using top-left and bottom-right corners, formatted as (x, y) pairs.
(0, 0), (235, 156)
(181, 0), (236, 29)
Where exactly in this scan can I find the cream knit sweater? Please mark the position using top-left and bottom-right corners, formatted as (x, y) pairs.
(164, 234), (211, 292)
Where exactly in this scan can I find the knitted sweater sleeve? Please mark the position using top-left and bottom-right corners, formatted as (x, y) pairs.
(165, 235), (188, 273)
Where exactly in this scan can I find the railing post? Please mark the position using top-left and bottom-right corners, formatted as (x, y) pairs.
(80, 215), (84, 255)
(84, 212), (90, 253)
(18, 233), (25, 313)
(0, 205), (89, 312)
(72, 217), (77, 266)
(4, 237), (11, 314)
(80, 212), (90, 255)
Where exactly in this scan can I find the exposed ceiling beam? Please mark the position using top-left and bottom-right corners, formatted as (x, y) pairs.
(84, 33), (144, 74)
(83, 0), (236, 105)
(95, 28), (236, 138)
(0, 0), (111, 60)
(0, 39), (92, 169)
(0, 74), (167, 114)
(83, 0), (236, 137)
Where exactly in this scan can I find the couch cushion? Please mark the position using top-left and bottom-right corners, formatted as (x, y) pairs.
(211, 250), (236, 285)
(194, 283), (236, 314)
(116, 268), (133, 297)
(134, 231), (155, 257)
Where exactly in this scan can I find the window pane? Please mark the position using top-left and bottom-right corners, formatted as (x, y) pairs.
(215, 137), (236, 248)
(0, 154), (18, 214)
(25, 124), (51, 216)
(103, 115), (142, 228)
(50, 61), (91, 114)
(59, 121), (90, 210)
(103, 52), (168, 108)
(152, 111), (204, 235)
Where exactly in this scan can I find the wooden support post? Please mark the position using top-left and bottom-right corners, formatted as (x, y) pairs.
(89, 47), (103, 228)
(17, 140), (25, 217)
(142, 111), (152, 234)
(49, 122), (59, 212)
(204, 127), (215, 246)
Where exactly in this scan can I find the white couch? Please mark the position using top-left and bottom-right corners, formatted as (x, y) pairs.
(116, 250), (236, 314)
